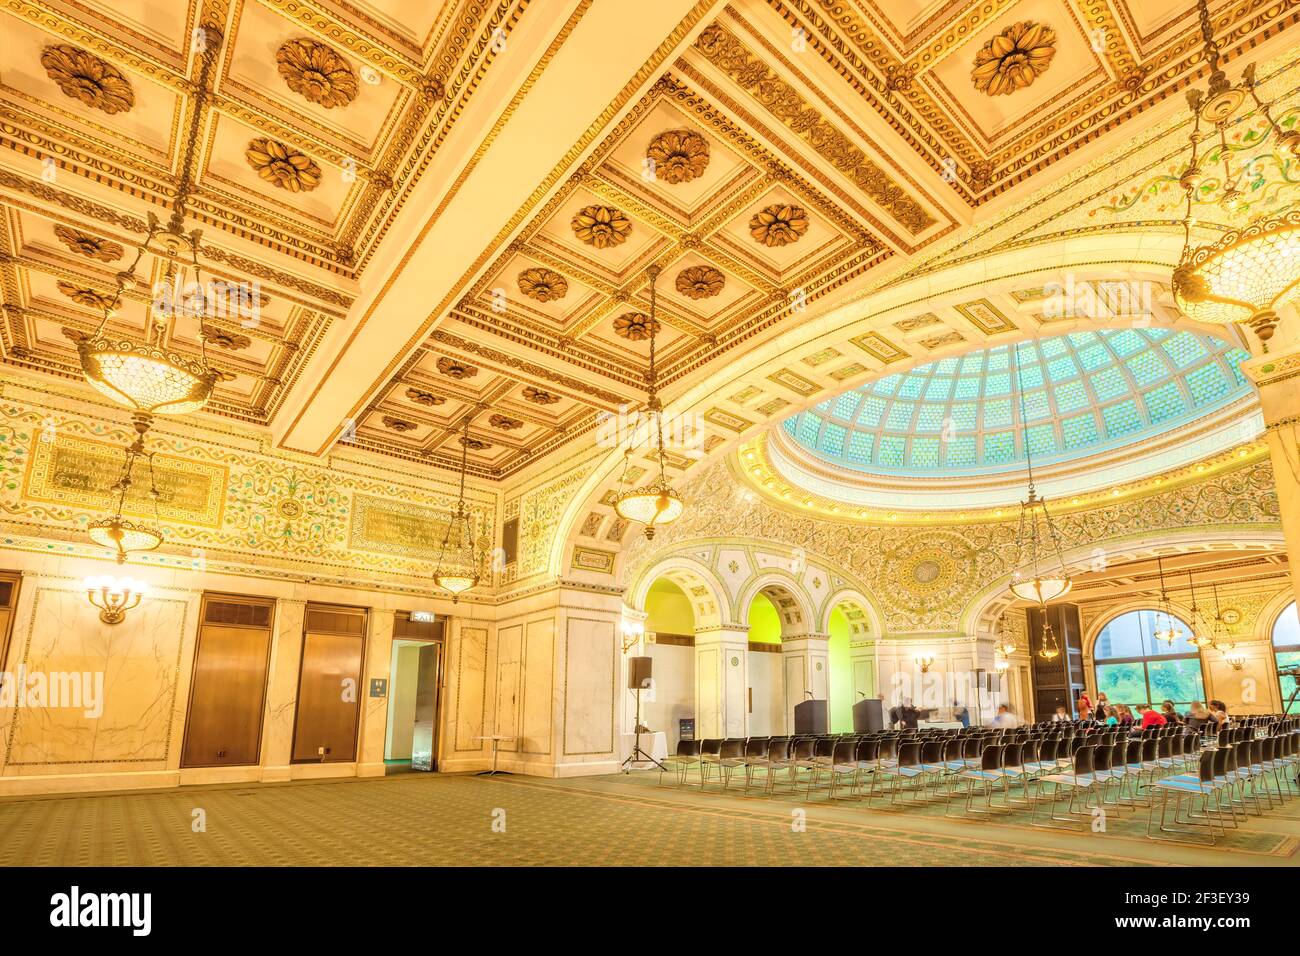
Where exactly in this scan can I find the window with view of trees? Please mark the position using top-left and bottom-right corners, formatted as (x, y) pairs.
(1093, 609), (1205, 711)
(1274, 602), (1299, 715)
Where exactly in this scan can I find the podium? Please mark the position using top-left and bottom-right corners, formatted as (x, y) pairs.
(852, 698), (885, 734)
(793, 699), (827, 735)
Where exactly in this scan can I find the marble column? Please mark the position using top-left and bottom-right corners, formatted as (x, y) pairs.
(694, 625), (748, 738)
(782, 633), (829, 730)
(356, 608), (395, 777)
(1244, 329), (1300, 611)
(259, 598), (305, 782)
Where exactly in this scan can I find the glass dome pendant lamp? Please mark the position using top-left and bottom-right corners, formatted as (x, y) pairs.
(1007, 343), (1072, 605)
(432, 416), (483, 601)
(613, 265), (684, 539)
(1171, 0), (1300, 349)
(64, 24), (233, 436)
(87, 420), (164, 564)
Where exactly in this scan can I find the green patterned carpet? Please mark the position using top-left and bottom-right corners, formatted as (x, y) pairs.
(0, 770), (1295, 866)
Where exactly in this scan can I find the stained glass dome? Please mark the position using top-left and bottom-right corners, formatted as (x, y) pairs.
(780, 329), (1252, 477)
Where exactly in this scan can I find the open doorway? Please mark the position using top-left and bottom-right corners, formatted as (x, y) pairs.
(383, 613), (445, 772)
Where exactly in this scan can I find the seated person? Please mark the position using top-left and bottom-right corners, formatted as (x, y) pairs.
(1052, 705), (1070, 722)
(1136, 703), (1167, 729)
(1186, 700), (1211, 730)
(1160, 700), (1183, 725)
(1103, 705), (1118, 727)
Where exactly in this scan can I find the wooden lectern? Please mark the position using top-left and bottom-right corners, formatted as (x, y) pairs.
(794, 699), (827, 734)
(852, 698), (885, 734)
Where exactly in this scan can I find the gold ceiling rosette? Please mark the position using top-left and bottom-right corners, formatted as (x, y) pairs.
(1171, 0), (1300, 348)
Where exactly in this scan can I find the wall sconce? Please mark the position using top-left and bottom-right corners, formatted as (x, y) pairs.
(913, 653), (934, 673)
(85, 576), (146, 624)
(620, 616), (646, 654)
(1225, 651), (1247, 671)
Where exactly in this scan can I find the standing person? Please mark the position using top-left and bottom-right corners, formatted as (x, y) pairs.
(953, 699), (970, 729)
(1078, 690), (1093, 720)
(1095, 692), (1110, 720)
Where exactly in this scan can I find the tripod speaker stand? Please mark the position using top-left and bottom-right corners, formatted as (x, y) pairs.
(621, 656), (665, 772)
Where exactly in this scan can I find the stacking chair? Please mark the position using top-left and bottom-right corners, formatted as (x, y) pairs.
(696, 738), (723, 786)
(806, 739), (860, 800)
(744, 737), (791, 795)
(871, 741), (926, 807)
(1032, 744), (1105, 830)
(851, 738), (880, 798)
(659, 739), (701, 787)
(707, 738), (748, 791)
(1146, 749), (1228, 845)
(774, 737), (817, 794)
(945, 743), (1013, 818)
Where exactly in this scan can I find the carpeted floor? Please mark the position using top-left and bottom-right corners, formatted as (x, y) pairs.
(0, 770), (1297, 866)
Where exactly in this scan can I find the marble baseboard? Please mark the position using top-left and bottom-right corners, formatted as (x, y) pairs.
(0, 769), (181, 797)
(178, 766), (262, 787)
(290, 762), (357, 780)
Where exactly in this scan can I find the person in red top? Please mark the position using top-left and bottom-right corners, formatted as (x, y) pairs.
(1137, 704), (1167, 729)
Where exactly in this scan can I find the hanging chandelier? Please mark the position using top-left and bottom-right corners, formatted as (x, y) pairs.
(1037, 613), (1061, 661)
(1170, 0), (1300, 348)
(64, 24), (231, 433)
(1007, 343), (1071, 604)
(994, 616), (1017, 657)
(613, 265), (684, 539)
(1151, 554), (1182, 646)
(1184, 568), (1216, 649)
(432, 415), (482, 600)
(88, 418), (164, 564)
(1208, 581), (1235, 651)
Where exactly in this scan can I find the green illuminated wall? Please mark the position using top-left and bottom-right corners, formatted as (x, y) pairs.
(828, 607), (852, 732)
(747, 593), (782, 643)
(646, 578), (695, 635)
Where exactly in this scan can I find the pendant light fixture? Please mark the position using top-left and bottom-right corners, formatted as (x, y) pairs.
(1185, 568), (1216, 649)
(1007, 342), (1071, 604)
(432, 414), (482, 600)
(1037, 613), (1061, 661)
(1171, 0), (1300, 348)
(994, 615), (1017, 657)
(64, 24), (232, 435)
(1208, 581), (1235, 652)
(613, 265), (684, 539)
(1152, 554), (1182, 646)
(88, 418), (164, 564)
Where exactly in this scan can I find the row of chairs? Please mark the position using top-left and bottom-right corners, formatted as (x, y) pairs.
(658, 717), (1300, 845)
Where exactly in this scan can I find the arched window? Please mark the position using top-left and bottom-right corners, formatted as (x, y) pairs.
(1273, 601), (1299, 714)
(1093, 609), (1205, 710)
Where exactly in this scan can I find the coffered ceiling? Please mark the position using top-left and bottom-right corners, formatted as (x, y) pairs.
(1, 0), (1296, 479)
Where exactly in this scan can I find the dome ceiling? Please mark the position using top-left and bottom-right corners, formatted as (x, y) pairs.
(780, 329), (1253, 478)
